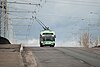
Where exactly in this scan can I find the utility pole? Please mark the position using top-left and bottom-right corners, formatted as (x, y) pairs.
(0, 0), (8, 38)
(0, 0), (2, 36)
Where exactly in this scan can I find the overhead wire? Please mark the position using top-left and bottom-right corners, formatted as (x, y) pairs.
(47, 0), (100, 7)
(7, 0), (46, 40)
(8, 18), (32, 20)
(56, 0), (100, 4)
(35, 17), (47, 28)
(32, 16), (46, 30)
(7, 1), (40, 6)
(8, 11), (36, 13)
(32, 16), (49, 30)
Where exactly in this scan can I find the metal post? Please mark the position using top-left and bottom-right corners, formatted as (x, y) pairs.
(0, 0), (8, 38)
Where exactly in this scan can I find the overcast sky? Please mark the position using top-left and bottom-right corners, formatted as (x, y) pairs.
(8, 0), (100, 47)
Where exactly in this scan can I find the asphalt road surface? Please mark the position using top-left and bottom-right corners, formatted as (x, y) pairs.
(31, 47), (100, 67)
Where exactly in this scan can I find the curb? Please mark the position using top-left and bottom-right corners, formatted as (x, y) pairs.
(22, 51), (37, 67)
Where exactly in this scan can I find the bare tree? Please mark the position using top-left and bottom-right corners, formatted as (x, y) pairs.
(94, 36), (100, 47)
(80, 32), (90, 48)
(95, 39), (98, 47)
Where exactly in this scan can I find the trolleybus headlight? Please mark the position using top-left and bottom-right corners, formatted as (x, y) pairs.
(41, 42), (43, 43)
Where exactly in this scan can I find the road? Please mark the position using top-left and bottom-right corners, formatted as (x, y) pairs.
(31, 47), (100, 67)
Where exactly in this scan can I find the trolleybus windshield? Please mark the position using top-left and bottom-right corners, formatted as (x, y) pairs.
(43, 33), (53, 35)
(41, 36), (55, 41)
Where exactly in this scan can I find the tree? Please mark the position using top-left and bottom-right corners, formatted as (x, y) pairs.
(80, 32), (90, 48)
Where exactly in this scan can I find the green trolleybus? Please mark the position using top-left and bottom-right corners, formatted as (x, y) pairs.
(40, 29), (56, 47)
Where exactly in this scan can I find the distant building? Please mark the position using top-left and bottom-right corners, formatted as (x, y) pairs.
(0, 0), (8, 38)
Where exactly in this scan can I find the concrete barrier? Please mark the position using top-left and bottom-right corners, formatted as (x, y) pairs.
(0, 44), (24, 67)
(22, 47), (37, 67)
(0, 44), (22, 52)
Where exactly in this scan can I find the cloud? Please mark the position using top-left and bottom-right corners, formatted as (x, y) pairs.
(14, 38), (39, 47)
(23, 39), (39, 47)
(27, 39), (39, 45)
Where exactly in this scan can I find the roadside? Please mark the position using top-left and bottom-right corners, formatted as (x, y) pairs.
(74, 47), (100, 55)
(0, 44), (37, 67)
(22, 47), (37, 67)
(0, 44), (99, 67)
(0, 44), (24, 67)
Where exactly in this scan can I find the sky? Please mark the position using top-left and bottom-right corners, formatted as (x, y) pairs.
(7, 0), (100, 47)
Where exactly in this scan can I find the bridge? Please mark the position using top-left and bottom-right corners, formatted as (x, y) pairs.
(0, 0), (100, 67)
(0, 0), (100, 47)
